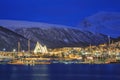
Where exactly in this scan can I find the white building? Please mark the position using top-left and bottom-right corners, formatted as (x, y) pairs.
(34, 42), (48, 54)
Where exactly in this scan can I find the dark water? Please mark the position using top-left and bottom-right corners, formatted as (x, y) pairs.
(0, 64), (120, 80)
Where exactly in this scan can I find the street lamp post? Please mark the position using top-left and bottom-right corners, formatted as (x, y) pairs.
(108, 36), (111, 61)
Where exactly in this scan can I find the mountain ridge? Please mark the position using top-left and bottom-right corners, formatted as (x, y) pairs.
(79, 12), (120, 38)
(0, 19), (79, 30)
(0, 19), (111, 51)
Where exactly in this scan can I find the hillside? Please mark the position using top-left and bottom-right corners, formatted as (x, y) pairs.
(0, 26), (33, 51)
(0, 20), (109, 50)
(15, 27), (108, 48)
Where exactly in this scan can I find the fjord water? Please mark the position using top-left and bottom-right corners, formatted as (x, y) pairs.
(0, 64), (120, 80)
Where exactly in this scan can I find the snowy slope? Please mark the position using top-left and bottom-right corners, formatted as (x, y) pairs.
(15, 27), (108, 48)
(80, 12), (120, 38)
(0, 19), (108, 49)
(0, 19), (74, 30)
(0, 26), (35, 51)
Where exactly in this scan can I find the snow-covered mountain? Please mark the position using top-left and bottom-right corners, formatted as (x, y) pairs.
(0, 20), (108, 50)
(15, 27), (108, 48)
(0, 20), (73, 30)
(80, 12), (120, 38)
(0, 26), (35, 51)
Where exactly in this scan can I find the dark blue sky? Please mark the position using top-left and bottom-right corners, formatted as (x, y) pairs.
(0, 0), (120, 26)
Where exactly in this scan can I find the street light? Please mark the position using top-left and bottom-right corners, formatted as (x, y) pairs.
(3, 48), (6, 52)
(13, 49), (16, 58)
(108, 36), (111, 58)
(13, 49), (16, 52)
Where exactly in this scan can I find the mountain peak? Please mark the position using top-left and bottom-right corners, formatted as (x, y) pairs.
(80, 12), (120, 38)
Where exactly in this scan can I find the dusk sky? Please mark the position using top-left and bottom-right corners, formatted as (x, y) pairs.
(0, 0), (120, 26)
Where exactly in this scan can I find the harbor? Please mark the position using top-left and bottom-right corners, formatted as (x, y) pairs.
(0, 51), (119, 65)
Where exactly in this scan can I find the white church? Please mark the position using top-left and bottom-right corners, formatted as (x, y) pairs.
(34, 42), (48, 54)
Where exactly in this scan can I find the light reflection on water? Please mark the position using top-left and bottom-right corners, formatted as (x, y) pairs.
(0, 64), (120, 80)
(31, 65), (49, 80)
